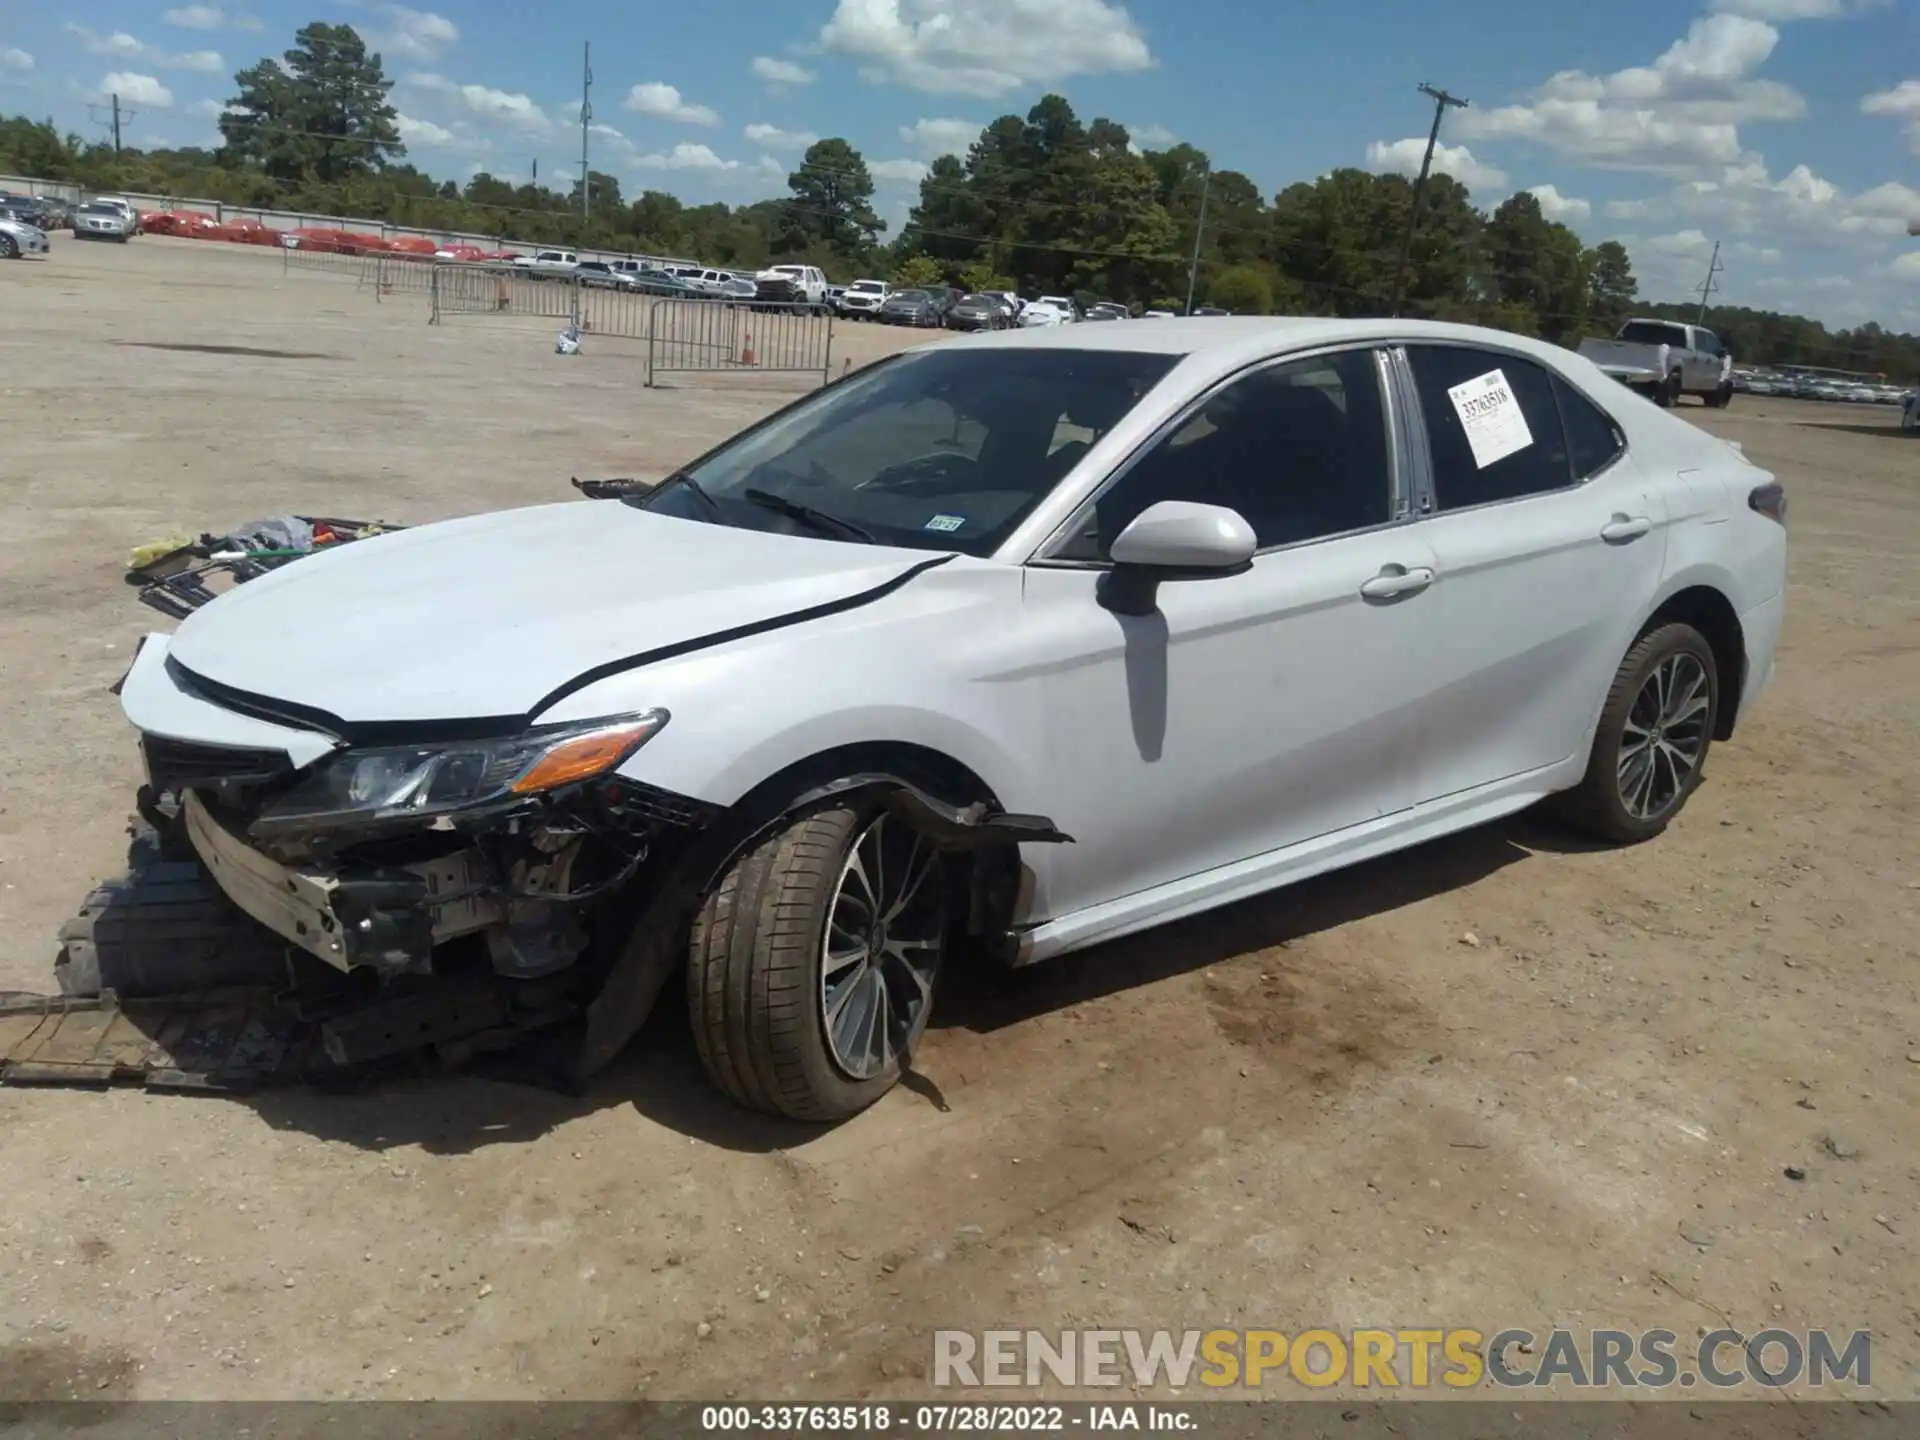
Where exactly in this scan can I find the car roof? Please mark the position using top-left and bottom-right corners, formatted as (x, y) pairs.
(932, 315), (1591, 363)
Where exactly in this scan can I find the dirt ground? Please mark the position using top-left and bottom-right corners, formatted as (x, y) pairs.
(0, 237), (1915, 1405)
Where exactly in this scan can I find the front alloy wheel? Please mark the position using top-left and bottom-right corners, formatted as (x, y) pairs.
(1557, 621), (1719, 843)
(688, 803), (949, 1120)
(820, 816), (944, 1081)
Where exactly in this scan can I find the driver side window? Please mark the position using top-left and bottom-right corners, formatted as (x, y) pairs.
(1054, 348), (1394, 560)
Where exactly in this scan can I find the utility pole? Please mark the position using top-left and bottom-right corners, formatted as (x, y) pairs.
(1389, 82), (1470, 317)
(579, 41), (593, 223)
(531, 157), (538, 185)
(1183, 166), (1211, 316)
(1694, 240), (1723, 323)
(112, 93), (123, 156)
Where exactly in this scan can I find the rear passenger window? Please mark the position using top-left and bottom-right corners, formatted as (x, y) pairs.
(1554, 376), (1625, 479)
(1407, 346), (1571, 510)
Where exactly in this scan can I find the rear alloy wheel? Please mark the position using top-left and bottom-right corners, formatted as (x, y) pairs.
(1556, 622), (1719, 843)
(688, 804), (948, 1121)
(0, 234), (18, 260)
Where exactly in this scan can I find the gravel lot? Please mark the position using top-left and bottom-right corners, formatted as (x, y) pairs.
(0, 237), (1915, 1403)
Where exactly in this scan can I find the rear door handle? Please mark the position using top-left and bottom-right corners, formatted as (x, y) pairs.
(1359, 565), (1434, 601)
(1600, 515), (1653, 543)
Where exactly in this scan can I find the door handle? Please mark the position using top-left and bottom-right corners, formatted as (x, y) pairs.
(1359, 565), (1434, 601)
(1600, 515), (1653, 543)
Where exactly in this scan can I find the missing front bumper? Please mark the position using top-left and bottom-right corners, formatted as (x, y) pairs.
(182, 791), (500, 973)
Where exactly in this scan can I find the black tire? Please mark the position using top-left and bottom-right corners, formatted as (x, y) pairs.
(1555, 622), (1719, 844)
(687, 803), (948, 1122)
(1654, 372), (1681, 408)
(1713, 381), (1732, 409)
(0, 234), (18, 259)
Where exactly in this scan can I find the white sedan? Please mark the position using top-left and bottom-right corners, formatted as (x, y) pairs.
(114, 317), (1786, 1121)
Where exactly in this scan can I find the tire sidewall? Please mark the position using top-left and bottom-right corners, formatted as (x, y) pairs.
(1587, 624), (1719, 840)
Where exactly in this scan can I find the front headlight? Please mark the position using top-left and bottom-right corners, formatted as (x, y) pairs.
(249, 710), (668, 836)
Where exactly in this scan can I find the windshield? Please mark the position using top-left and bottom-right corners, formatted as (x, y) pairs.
(630, 347), (1182, 557)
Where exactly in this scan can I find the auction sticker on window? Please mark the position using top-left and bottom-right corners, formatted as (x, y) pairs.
(1446, 367), (1533, 469)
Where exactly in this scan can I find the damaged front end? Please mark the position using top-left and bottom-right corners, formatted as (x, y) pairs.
(161, 708), (691, 986)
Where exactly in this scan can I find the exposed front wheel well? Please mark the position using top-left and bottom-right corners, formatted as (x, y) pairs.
(1641, 586), (1745, 740)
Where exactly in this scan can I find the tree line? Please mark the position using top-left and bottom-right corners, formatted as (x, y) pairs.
(2, 19), (1914, 379)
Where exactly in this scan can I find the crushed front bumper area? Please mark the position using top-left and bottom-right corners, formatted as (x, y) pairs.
(183, 790), (504, 974)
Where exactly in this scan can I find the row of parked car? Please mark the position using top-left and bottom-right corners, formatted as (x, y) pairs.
(833, 280), (1231, 328)
(1731, 369), (1911, 404)
(0, 192), (142, 257)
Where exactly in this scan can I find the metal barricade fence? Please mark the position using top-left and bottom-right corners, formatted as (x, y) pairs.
(430, 263), (579, 323)
(644, 299), (833, 387)
(280, 241), (371, 278)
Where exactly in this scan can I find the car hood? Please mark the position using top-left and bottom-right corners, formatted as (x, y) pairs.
(166, 501), (949, 729)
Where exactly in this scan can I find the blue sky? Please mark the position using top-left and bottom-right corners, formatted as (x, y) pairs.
(4, 0), (1917, 326)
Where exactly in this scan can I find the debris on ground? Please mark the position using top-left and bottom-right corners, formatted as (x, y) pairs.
(124, 515), (401, 619)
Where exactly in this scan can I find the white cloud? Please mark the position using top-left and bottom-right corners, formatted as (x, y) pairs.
(623, 81), (719, 126)
(371, 6), (458, 61)
(66, 26), (223, 72)
(756, 154), (787, 176)
(1128, 121), (1176, 148)
(633, 142), (738, 171)
(1366, 137), (1509, 192)
(819, 0), (1154, 97)
(395, 111), (457, 146)
(1, 48), (32, 71)
(898, 116), (979, 159)
(1456, 14), (1804, 176)
(743, 122), (818, 150)
(1523, 183), (1592, 222)
(1887, 251), (1920, 280)
(1646, 227), (1716, 257)
(869, 157), (931, 186)
(185, 97), (229, 117)
(162, 5), (225, 29)
(1731, 240), (1784, 263)
(1862, 78), (1920, 152)
(100, 72), (174, 106)
(751, 55), (816, 86)
(407, 72), (551, 132)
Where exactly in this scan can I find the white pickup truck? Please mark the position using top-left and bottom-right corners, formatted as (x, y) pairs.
(1579, 318), (1733, 409)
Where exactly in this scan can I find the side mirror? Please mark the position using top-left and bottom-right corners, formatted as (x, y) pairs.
(1097, 501), (1257, 616)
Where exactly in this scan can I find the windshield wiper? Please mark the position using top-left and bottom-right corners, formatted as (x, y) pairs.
(741, 487), (877, 544)
(626, 469), (722, 518)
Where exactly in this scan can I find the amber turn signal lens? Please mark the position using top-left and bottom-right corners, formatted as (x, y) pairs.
(511, 721), (658, 794)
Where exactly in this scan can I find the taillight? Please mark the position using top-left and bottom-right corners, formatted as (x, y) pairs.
(1749, 481), (1787, 524)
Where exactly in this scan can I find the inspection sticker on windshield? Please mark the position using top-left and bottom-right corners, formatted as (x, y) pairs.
(1447, 367), (1533, 469)
(924, 514), (966, 533)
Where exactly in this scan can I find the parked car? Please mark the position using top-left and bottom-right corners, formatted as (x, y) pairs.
(514, 248), (579, 278)
(718, 276), (757, 301)
(1578, 319), (1733, 409)
(69, 200), (137, 242)
(879, 288), (947, 327)
(1017, 298), (1074, 328)
(982, 290), (1024, 319)
(826, 284), (847, 310)
(753, 263), (830, 311)
(88, 196), (138, 232)
(1036, 294), (1081, 322)
(1143, 309), (1177, 319)
(1085, 303), (1130, 322)
(574, 260), (636, 291)
(944, 293), (1012, 331)
(837, 278), (891, 320)
(1191, 306), (1231, 317)
(113, 316), (1787, 1122)
(632, 269), (702, 298)
(0, 194), (61, 233)
(0, 213), (50, 259)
